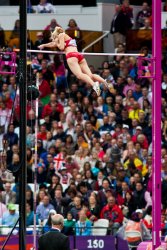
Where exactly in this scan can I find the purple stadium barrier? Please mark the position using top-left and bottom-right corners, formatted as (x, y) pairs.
(0, 234), (129, 250)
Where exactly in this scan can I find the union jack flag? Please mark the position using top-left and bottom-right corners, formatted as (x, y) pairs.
(53, 153), (65, 171)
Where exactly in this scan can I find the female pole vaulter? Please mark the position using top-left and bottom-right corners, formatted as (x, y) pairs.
(38, 26), (114, 96)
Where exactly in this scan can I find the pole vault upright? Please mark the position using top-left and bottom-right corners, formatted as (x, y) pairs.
(19, 0), (27, 249)
(152, 0), (161, 249)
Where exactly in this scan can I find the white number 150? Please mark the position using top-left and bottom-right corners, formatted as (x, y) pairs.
(87, 239), (104, 249)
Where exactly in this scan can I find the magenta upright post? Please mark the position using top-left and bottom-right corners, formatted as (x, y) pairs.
(152, 0), (162, 249)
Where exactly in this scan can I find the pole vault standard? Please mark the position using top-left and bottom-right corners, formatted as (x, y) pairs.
(19, 0), (27, 250)
(32, 74), (39, 250)
(152, 0), (161, 249)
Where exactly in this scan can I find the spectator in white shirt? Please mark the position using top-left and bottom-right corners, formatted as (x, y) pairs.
(36, 0), (55, 13)
(1, 182), (16, 205)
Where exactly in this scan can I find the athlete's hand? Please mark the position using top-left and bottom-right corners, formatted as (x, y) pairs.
(38, 45), (45, 50)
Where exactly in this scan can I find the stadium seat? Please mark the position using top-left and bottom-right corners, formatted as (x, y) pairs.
(92, 219), (109, 236)
(0, 226), (18, 235)
(28, 183), (39, 192)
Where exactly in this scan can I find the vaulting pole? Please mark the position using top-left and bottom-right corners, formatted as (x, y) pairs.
(19, 0), (27, 249)
(152, 0), (161, 249)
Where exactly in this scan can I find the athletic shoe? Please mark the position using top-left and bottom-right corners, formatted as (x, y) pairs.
(103, 80), (114, 93)
(93, 82), (101, 96)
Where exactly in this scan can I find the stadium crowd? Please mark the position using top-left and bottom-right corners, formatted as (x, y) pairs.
(0, 0), (167, 241)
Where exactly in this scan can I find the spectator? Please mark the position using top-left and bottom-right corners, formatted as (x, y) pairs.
(66, 19), (80, 32)
(128, 101), (144, 121)
(122, 190), (136, 218)
(64, 135), (76, 155)
(140, 18), (152, 30)
(98, 178), (114, 208)
(136, 2), (151, 28)
(70, 196), (82, 220)
(123, 76), (136, 97)
(110, 5), (131, 49)
(121, 0), (134, 26)
(42, 93), (63, 120)
(36, 0), (55, 13)
(45, 19), (61, 32)
(0, 25), (6, 48)
(38, 71), (51, 104)
(8, 19), (20, 49)
(34, 32), (44, 50)
(164, 0), (167, 11)
(75, 209), (92, 236)
(36, 189), (47, 206)
(77, 182), (92, 205)
(143, 205), (152, 231)
(1, 182), (16, 205)
(0, 102), (12, 142)
(133, 182), (152, 211)
(2, 203), (19, 227)
(51, 55), (67, 91)
(51, 187), (65, 214)
(41, 59), (55, 87)
(47, 174), (60, 197)
(3, 124), (18, 148)
(36, 195), (54, 222)
(26, 190), (34, 210)
(133, 84), (142, 101)
(38, 213), (70, 250)
(117, 211), (151, 246)
(65, 19), (81, 50)
(94, 96), (109, 120)
(26, 202), (39, 227)
(27, 0), (35, 13)
(36, 162), (47, 184)
(0, 160), (15, 184)
(43, 209), (57, 233)
(162, 73), (167, 99)
(64, 211), (76, 235)
(84, 169), (96, 190)
(0, 195), (8, 218)
(27, 30), (34, 52)
(88, 194), (100, 222)
(100, 196), (123, 235)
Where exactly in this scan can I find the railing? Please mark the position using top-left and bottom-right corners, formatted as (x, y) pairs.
(82, 31), (110, 52)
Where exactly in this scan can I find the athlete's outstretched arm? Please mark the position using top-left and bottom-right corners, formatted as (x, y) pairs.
(38, 41), (57, 50)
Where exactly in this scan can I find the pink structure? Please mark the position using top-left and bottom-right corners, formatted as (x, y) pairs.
(138, 0), (162, 249)
(0, 52), (16, 75)
(151, 0), (161, 248)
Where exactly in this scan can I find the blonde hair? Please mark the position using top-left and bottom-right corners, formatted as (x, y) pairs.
(51, 26), (64, 40)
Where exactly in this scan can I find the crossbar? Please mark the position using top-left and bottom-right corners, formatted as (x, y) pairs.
(14, 49), (144, 57)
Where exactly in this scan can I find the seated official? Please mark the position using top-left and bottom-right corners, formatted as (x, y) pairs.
(75, 209), (92, 236)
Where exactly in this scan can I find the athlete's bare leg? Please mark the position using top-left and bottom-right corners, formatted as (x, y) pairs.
(79, 59), (106, 83)
(79, 59), (115, 93)
(67, 58), (95, 86)
(67, 57), (101, 96)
